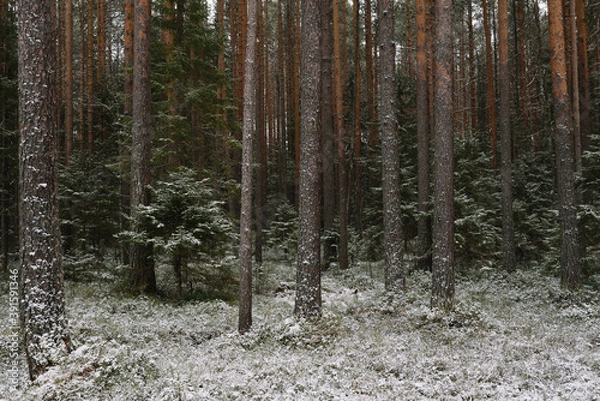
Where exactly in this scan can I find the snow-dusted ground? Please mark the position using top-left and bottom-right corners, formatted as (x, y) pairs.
(2, 261), (600, 400)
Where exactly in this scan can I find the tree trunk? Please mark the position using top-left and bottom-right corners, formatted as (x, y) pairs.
(576, 0), (590, 155)
(78, 1), (85, 148)
(379, 0), (405, 292)
(97, 0), (106, 79)
(431, 0), (455, 311)
(416, 0), (432, 271)
(239, 0), (258, 334)
(18, 0), (72, 379)
(64, 0), (73, 163)
(364, 0), (377, 154)
(352, 0), (362, 231)
(467, 0), (477, 133)
(293, 0), (301, 206)
(294, 0), (322, 318)
(276, 0), (287, 197)
(547, 0), (580, 291)
(255, 0), (267, 266)
(130, 0), (156, 294)
(321, 0), (336, 270)
(482, 0), (497, 167)
(569, 0), (581, 173)
(333, 0), (349, 271)
(124, 0), (134, 116)
(86, 0), (94, 152)
(498, 0), (516, 272)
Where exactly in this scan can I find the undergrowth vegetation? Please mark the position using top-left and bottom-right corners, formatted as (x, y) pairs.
(1, 259), (599, 400)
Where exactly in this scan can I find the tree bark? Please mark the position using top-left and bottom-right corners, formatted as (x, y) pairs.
(86, 0), (94, 152)
(576, 0), (590, 155)
(467, 0), (477, 133)
(97, 0), (106, 79)
(482, 0), (497, 167)
(379, 0), (405, 292)
(364, 0), (377, 154)
(547, 0), (580, 291)
(416, 0), (432, 271)
(239, 0), (258, 334)
(321, 0), (336, 270)
(352, 0), (362, 231)
(255, 0), (267, 266)
(18, 0), (72, 379)
(568, 0), (581, 173)
(431, 0), (455, 311)
(64, 0), (73, 163)
(130, 0), (156, 293)
(333, 0), (349, 271)
(294, 0), (322, 318)
(498, 0), (516, 272)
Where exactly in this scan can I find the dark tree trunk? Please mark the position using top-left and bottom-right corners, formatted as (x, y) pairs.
(239, 0), (258, 334)
(130, 0), (156, 294)
(378, 0), (405, 292)
(431, 0), (455, 311)
(547, 0), (581, 291)
(294, 0), (322, 318)
(18, 0), (72, 379)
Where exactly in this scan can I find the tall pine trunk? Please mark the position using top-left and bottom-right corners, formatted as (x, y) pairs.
(333, 0), (349, 271)
(498, 0), (516, 272)
(18, 0), (72, 379)
(416, 0), (432, 271)
(547, 0), (580, 291)
(431, 0), (455, 311)
(482, 0), (497, 166)
(294, 0), (322, 318)
(239, 0), (258, 334)
(64, 0), (74, 163)
(379, 0), (405, 292)
(321, 0), (336, 270)
(130, 0), (156, 293)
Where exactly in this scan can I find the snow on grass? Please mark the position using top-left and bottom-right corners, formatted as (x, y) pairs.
(1, 262), (600, 400)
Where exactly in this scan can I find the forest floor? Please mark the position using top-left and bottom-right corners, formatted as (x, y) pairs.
(1, 258), (600, 400)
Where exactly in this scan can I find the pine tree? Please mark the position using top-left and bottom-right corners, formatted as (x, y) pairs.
(130, 0), (156, 293)
(498, 0), (516, 272)
(239, 0), (258, 334)
(416, 0), (432, 271)
(294, 0), (322, 318)
(431, 0), (455, 310)
(18, 0), (72, 379)
(379, 0), (405, 292)
(547, 0), (581, 290)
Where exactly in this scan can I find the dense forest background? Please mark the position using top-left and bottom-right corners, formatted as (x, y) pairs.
(2, 0), (600, 390)
(2, 0), (600, 308)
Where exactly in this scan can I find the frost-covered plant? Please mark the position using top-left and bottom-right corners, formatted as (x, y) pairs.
(118, 168), (236, 297)
(60, 152), (121, 277)
(453, 137), (502, 268)
(579, 135), (600, 276)
(264, 197), (298, 260)
(513, 150), (560, 268)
